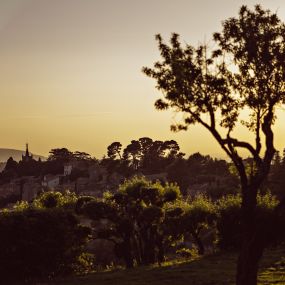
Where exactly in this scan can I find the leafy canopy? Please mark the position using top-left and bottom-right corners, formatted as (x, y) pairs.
(143, 5), (285, 189)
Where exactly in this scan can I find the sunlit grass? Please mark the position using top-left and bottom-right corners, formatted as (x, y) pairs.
(50, 246), (285, 285)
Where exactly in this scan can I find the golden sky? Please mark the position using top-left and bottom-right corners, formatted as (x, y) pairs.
(0, 0), (285, 158)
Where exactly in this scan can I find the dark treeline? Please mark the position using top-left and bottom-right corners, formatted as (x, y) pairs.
(103, 138), (238, 197)
(102, 138), (184, 176)
(103, 138), (285, 199)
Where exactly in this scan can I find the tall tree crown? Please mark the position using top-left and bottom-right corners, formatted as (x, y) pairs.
(143, 5), (285, 188)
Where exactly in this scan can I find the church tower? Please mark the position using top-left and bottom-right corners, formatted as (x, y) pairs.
(22, 143), (33, 162)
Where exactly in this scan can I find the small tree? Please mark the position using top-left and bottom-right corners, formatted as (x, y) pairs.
(143, 5), (285, 285)
(107, 142), (122, 160)
(81, 177), (181, 267)
(48, 148), (73, 162)
(182, 195), (216, 255)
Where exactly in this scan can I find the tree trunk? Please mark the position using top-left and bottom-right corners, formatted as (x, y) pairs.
(124, 253), (134, 269)
(124, 249), (134, 268)
(236, 236), (264, 285)
(192, 232), (205, 255)
(156, 235), (165, 265)
(123, 237), (134, 268)
(236, 186), (265, 285)
(141, 228), (156, 265)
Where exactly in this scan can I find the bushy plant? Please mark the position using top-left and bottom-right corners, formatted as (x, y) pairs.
(216, 194), (242, 250)
(80, 176), (182, 268)
(182, 195), (216, 255)
(0, 207), (90, 283)
(32, 190), (78, 209)
(216, 193), (280, 250)
(165, 195), (217, 255)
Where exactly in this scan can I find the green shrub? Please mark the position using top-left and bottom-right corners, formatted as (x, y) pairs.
(216, 194), (242, 250)
(0, 208), (90, 283)
(81, 176), (182, 268)
(32, 190), (78, 209)
(181, 195), (217, 255)
(216, 193), (280, 250)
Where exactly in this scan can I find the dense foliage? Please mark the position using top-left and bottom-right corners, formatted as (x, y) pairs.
(79, 177), (181, 267)
(103, 137), (184, 175)
(0, 207), (90, 283)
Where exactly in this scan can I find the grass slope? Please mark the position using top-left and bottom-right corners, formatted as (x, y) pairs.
(52, 246), (285, 285)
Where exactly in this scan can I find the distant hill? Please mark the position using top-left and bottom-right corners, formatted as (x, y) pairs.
(0, 148), (46, 163)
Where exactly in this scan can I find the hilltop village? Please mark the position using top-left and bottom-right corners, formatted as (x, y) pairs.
(1, 139), (285, 209)
(0, 139), (242, 208)
(0, 144), (112, 206)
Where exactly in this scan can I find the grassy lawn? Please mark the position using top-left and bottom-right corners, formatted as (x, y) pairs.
(50, 246), (285, 285)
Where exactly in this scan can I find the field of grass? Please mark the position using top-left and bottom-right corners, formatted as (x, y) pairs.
(51, 246), (285, 285)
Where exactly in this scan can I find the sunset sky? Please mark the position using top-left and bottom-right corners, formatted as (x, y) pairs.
(1, 0), (285, 158)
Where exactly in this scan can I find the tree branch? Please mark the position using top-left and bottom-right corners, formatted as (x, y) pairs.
(223, 136), (262, 166)
(255, 109), (262, 155)
(181, 104), (249, 187)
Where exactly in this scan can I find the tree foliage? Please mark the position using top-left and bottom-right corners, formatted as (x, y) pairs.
(216, 193), (280, 250)
(32, 191), (78, 209)
(143, 5), (285, 191)
(107, 142), (123, 160)
(106, 137), (184, 174)
(80, 176), (181, 267)
(48, 148), (74, 162)
(0, 208), (90, 283)
(182, 195), (216, 255)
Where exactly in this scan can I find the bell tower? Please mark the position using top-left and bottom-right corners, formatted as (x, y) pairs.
(25, 143), (29, 157)
(22, 143), (33, 162)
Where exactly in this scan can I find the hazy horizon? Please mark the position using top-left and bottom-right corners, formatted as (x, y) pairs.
(1, 0), (285, 158)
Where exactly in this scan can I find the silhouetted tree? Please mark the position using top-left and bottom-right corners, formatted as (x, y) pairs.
(180, 196), (216, 255)
(107, 142), (122, 160)
(138, 137), (153, 157)
(163, 140), (183, 159)
(142, 140), (165, 172)
(0, 157), (19, 184)
(43, 148), (73, 176)
(48, 148), (73, 162)
(4, 157), (18, 172)
(123, 140), (141, 170)
(105, 138), (184, 175)
(143, 5), (285, 285)
(73, 151), (91, 161)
